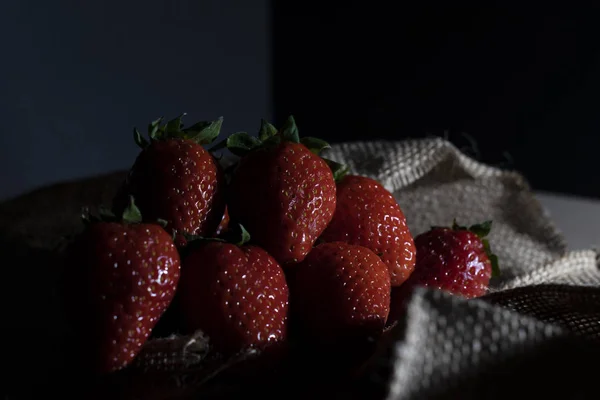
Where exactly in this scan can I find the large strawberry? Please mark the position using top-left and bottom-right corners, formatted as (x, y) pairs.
(114, 114), (226, 244)
(224, 117), (343, 265)
(65, 197), (181, 374)
(388, 220), (499, 324)
(178, 224), (289, 355)
(289, 241), (391, 346)
(320, 174), (416, 286)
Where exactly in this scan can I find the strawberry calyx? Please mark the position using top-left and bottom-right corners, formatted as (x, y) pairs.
(183, 223), (251, 248)
(213, 115), (348, 179)
(133, 113), (223, 149)
(324, 159), (350, 182)
(212, 115), (326, 156)
(82, 195), (162, 226)
(450, 219), (500, 277)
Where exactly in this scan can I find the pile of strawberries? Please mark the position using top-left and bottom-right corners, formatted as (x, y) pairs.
(64, 114), (499, 375)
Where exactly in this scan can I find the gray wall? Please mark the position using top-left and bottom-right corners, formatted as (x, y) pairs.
(0, 0), (270, 200)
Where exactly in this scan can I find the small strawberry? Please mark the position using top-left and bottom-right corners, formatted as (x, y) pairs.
(290, 242), (391, 346)
(65, 197), (181, 374)
(320, 174), (416, 286)
(223, 116), (343, 265)
(114, 114), (226, 244)
(388, 220), (499, 323)
(178, 224), (289, 355)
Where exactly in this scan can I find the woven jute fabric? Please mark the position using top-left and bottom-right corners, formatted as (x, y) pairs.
(3, 138), (600, 399)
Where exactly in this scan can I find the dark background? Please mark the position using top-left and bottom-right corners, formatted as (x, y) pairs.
(1, 1), (600, 200)
(0, 0), (270, 201)
(273, 2), (600, 198)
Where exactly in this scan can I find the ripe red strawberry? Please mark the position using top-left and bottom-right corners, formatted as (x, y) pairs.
(290, 242), (391, 345)
(320, 174), (416, 286)
(388, 220), (499, 324)
(178, 225), (289, 355)
(114, 114), (226, 244)
(65, 197), (181, 374)
(225, 116), (342, 265)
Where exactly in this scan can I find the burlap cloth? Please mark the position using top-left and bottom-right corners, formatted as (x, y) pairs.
(3, 138), (600, 399)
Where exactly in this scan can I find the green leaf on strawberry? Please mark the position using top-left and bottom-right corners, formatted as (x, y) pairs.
(258, 118), (278, 141)
(133, 128), (149, 149)
(182, 120), (212, 134)
(134, 113), (223, 149)
(482, 238), (500, 277)
(187, 117), (223, 145)
(224, 132), (263, 157)
(323, 158), (350, 182)
(301, 137), (331, 154)
(148, 117), (163, 141)
(468, 221), (492, 238)
(121, 196), (143, 224)
(280, 115), (300, 143)
(232, 223), (251, 246)
(82, 196), (148, 226)
(223, 115), (330, 154)
(164, 113), (186, 135)
(220, 115), (348, 181)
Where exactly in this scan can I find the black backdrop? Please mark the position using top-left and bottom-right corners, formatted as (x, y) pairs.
(272, 2), (600, 198)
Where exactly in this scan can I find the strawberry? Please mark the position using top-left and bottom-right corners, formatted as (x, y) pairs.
(114, 114), (226, 244)
(289, 241), (391, 346)
(223, 116), (343, 265)
(151, 206), (232, 339)
(178, 225), (289, 355)
(388, 220), (499, 323)
(320, 174), (416, 286)
(65, 197), (181, 374)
